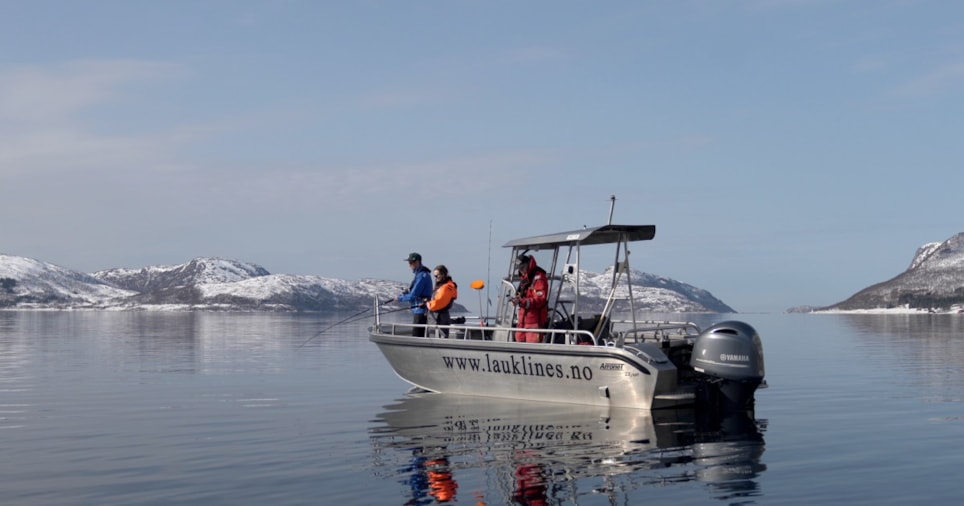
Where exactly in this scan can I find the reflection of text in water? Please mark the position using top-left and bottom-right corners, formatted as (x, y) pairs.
(442, 419), (595, 444)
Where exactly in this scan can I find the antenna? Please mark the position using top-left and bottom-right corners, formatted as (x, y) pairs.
(607, 194), (617, 225)
(486, 219), (492, 322)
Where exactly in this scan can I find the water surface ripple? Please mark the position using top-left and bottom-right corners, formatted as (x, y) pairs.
(2, 311), (963, 504)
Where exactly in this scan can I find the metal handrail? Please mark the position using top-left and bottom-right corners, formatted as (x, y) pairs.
(608, 320), (701, 343)
(377, 322), (601, 346)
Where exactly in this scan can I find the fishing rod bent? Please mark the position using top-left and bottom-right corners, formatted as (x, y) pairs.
(296, 302), (410, 349)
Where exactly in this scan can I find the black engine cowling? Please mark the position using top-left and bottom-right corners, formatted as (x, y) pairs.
(690, 321), (765, 410)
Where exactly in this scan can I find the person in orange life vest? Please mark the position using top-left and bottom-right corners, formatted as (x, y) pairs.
(426, 265), (458, 338)
(511, 254), (548, 343)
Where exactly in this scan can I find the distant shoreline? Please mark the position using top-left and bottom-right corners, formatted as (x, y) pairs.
(811, 307), (963, 315)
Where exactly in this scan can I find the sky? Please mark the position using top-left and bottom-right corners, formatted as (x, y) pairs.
(2, 1), (963, 314)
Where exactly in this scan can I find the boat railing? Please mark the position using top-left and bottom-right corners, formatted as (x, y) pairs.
(610, 319), (702, 344)
(374, 320), (605, 346)
(373, 299), (700, 346)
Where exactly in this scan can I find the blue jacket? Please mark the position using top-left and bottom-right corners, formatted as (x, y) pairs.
(399, 265), (433, 314)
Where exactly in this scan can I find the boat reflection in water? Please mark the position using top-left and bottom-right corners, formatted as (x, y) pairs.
(369, 393), (766, 504)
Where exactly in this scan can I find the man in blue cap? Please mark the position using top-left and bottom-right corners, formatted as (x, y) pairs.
(398, 252), (433, 337)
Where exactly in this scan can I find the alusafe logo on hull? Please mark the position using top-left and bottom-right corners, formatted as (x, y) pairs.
(441, 353), (594, 381)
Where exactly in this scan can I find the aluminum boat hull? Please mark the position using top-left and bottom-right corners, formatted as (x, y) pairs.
(369, 331), (694, 409)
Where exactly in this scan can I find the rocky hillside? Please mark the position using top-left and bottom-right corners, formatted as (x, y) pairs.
(0, 255), (134, 307)
(0, 255), (403, 311)
(821, 232), (964, 311)
(573, 267), (735, 313)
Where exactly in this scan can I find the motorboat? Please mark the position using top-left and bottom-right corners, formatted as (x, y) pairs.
(369, 200), (765, 411)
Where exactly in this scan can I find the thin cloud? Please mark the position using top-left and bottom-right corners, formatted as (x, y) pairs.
(0, 129), (160, 174)
(853, 55), (891, 73)
(0, 60), (181, 124)
(605, 134), (716, 155)
(506, 46), (569, 64)
(747, 0), (838, 8)
(201, 149), (558, 213)
(356, 88), (451, 109)
(894, 60), (964, 97)
(0, 60), (213, 178)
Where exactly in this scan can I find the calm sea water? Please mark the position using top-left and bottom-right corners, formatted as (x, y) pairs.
(2, 310), (963, 505)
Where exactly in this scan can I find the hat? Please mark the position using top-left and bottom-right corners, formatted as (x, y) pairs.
(404, 252), (422, 262)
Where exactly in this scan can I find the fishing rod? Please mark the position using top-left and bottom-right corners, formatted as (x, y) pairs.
(296, 301), (409, 349)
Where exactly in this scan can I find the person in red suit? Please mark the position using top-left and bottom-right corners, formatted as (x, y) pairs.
(511, 254), (548, 343)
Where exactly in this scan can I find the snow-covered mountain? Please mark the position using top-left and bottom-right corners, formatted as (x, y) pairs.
(0, 254), (135, 308)
(567, 267), (734, 313)
(818, 232), (964, 312)
(0, 255), (735, 313)
(94, 258), (271, 291)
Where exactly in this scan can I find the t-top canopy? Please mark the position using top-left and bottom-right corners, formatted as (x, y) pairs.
(502, 224), (656, 250)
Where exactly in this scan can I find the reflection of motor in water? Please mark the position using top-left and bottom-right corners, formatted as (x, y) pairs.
(683, 410), (768, 500)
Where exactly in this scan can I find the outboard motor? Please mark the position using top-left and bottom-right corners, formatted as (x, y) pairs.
(690, 321), (765, 411)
